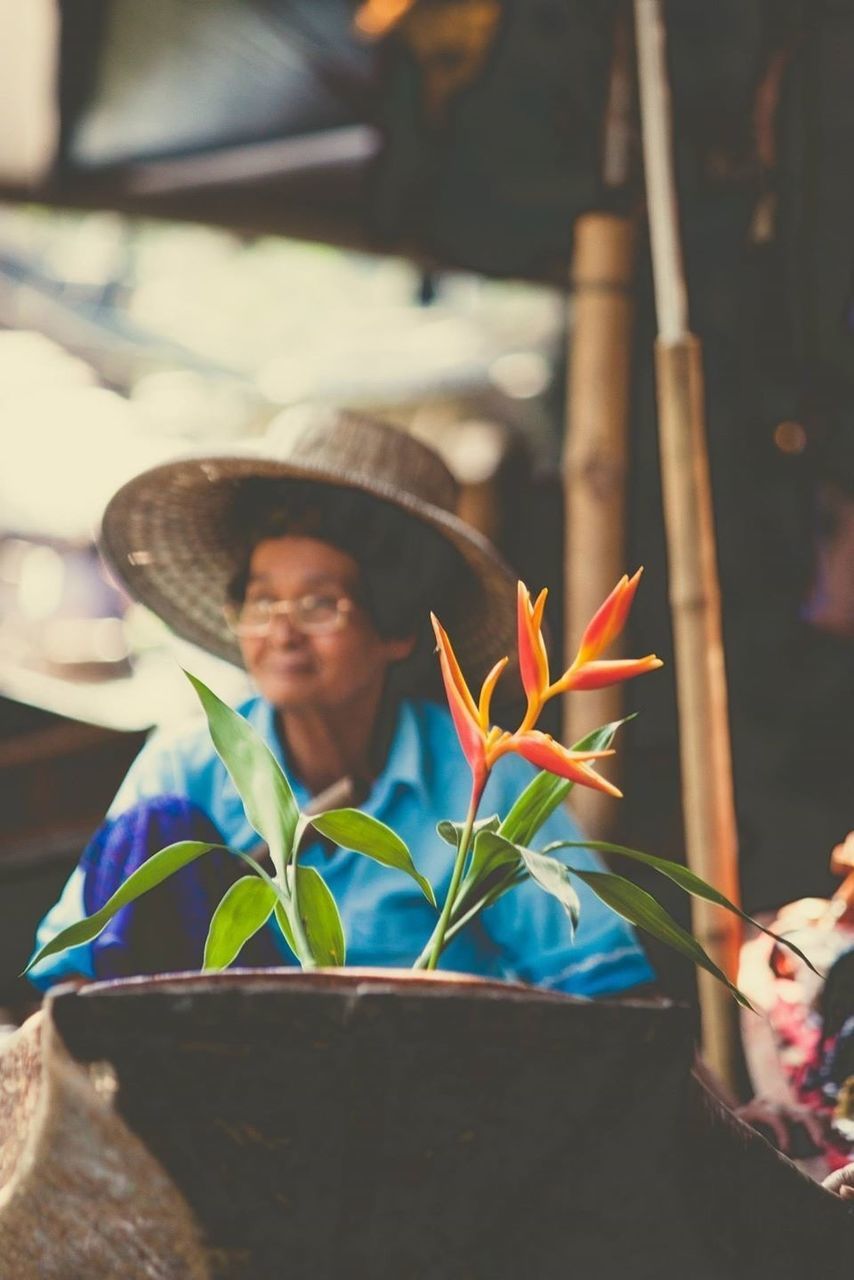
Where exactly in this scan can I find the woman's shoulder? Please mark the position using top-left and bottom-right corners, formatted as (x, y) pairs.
(391, 698), (463, 792)
(145, 693), (268, 761)
(110, 693), (269, 812)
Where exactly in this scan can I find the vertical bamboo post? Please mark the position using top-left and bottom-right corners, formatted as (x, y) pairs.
(634, 0), (742, 1089)
(563, 6), (636, 837)
(563, 215), (635, 834)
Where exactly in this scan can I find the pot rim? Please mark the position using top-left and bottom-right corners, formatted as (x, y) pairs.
(71, 966), (581, 1006)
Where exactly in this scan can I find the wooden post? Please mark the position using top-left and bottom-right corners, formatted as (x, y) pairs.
(563, 5), (636, 837)
(563, 214), (635, 834)
(633, 0), (742, 1089)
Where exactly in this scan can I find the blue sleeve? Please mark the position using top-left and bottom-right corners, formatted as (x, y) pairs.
(107, 729), (185, 817)
(27, 867), (94, 991)
(27, 730), (184, 991)
(478, 759), (656, 997)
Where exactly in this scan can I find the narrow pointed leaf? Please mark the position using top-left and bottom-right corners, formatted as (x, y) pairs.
(543, 838), (822, 977)
(24, 840), (220, 973)
(519, 847), (581, 935)
(185, 672), (299, 879)
(567, 867), (752, 1008)
(501, 717), (633, 846)
(273, 866), (346, 967)
(437, 815), (500, 848)
(499, 770), (569, 847)
(310, 808), (436, 907)
(292, 864), (346, 967)
(413, 867), (528, 968)
(460, 829), (522, 896)
(449, 867), (527, 930)
(203, 876), (277, 971)
(230, 846), (290, 907)
(229, 850), (312, 967)
(449, 830), (525, 933)
(275, 903), (299, 962)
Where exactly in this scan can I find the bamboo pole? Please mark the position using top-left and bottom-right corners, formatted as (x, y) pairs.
(563, 7), (636, 837)
(563, 215), (635, 835)
(633, 0), (742, 1089)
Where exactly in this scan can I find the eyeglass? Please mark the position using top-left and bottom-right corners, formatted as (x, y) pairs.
(224, 593), (355, 637)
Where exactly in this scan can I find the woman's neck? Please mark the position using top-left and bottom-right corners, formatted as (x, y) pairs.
(276, 688), (395, 798)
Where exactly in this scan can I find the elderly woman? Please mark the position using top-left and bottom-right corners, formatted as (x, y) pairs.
(30, 411), (654, 995)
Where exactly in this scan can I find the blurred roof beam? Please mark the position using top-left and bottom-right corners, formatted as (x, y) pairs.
(122, 124), (380, 197)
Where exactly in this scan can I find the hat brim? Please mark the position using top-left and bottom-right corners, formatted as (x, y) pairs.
(99, 450), (521, 687)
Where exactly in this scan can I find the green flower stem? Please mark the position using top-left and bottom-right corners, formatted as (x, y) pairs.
(284, 848), (316, 970)
(413, 868), (524, 969)
(424, 789), (480, 971)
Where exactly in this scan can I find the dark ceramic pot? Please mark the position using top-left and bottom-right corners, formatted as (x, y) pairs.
(0, 968), (851, 1279)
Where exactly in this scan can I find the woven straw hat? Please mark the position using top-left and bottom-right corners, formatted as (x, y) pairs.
(99, 408), (519, 682)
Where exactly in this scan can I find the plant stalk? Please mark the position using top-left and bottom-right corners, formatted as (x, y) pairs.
(424, 790), (480, 970)
(285, 850), (316, 970)
(413, 868), (524, 969)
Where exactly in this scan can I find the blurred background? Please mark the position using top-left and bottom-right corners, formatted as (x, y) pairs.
(0, 0), (851, 1013)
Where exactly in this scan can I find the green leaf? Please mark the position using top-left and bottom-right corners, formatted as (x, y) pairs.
(309, 808), (436, 907)
(567, 867), (752, 1008)
(500, 717), (632, 846)
(460, 829), (522, 896)
(24, 841), (220, 973)
(445, 829), (525, 941)
(273, 866), (346, 966)
(520, 847), (581, 935)
(437, 814), (500, 848)
(543, 839), (822, 978)
(500, 771), (568, 847)
(449, 868), (527, 931)
(413, 866), (527, 967)
(228, 848), (312, 967)
(203, 876), (277, 971)
(185, 672), (299, 879)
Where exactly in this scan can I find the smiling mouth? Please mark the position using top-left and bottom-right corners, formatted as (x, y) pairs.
(264, 655), (315, 675)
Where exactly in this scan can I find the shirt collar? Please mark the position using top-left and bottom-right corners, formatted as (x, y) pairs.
(248, 696), (309, 808)
(249, 695), (427, 811)
(369, 699), (427, 810)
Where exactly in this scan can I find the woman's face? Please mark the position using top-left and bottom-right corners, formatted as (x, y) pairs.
(237, 536), (414, 714)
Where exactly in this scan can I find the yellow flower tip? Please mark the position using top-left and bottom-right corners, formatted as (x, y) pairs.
(532, 586), (548, 630)
(576, 760), (622, 799)
(517, 578), (551, 711)
(477, 655), (509, 730)
(485, 727), (514, 767)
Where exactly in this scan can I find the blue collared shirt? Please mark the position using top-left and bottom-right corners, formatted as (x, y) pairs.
(30, 697), (654, 995)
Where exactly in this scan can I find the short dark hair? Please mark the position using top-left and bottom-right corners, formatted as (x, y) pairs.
(225, 478), (471, 698)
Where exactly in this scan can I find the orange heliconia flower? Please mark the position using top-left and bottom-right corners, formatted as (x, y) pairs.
(431, 613), (619, 802)
(517, 581), (550, 725)
(509, 730), (621, 798)
(433, 571), (663, 803)
(517, 570), (663, 730)
(431, 614), (509, 797)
